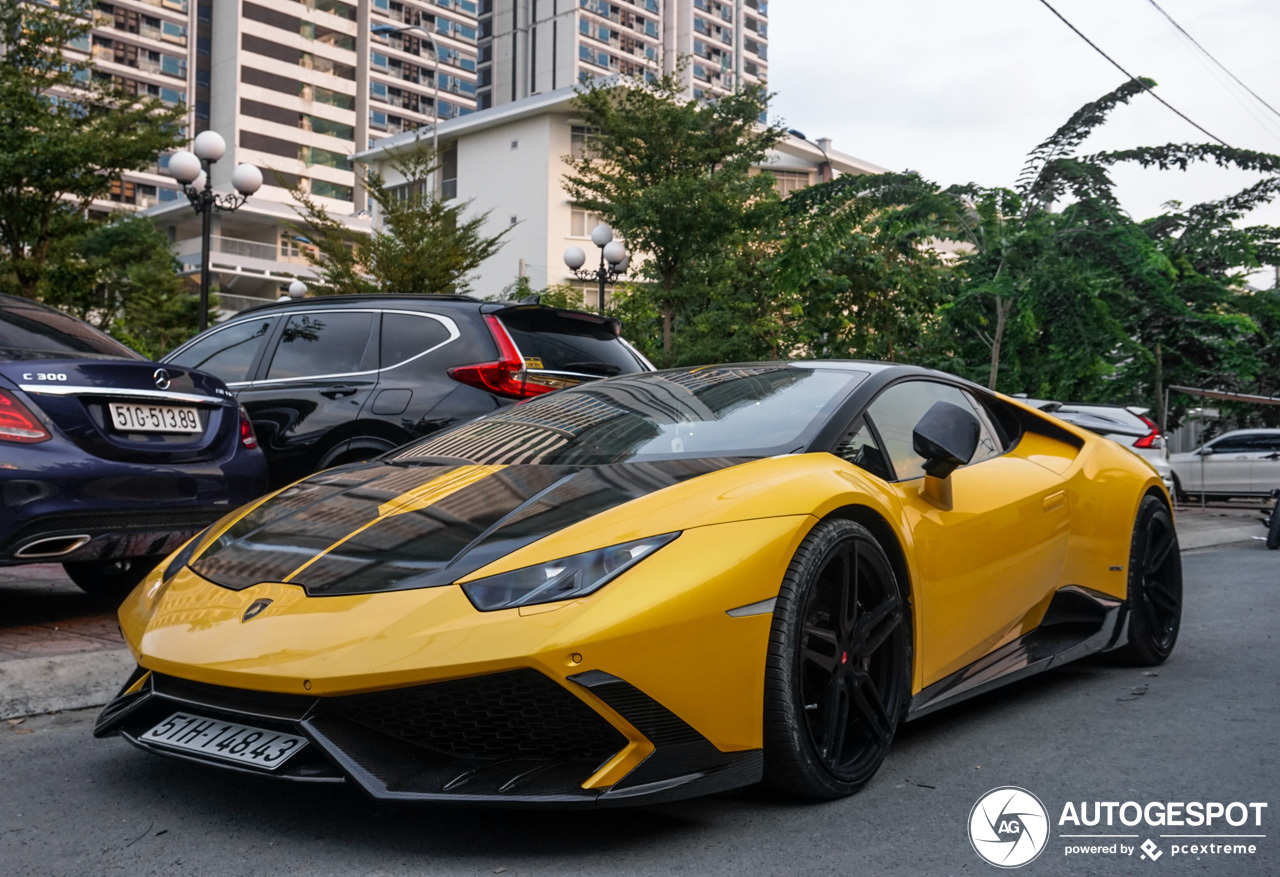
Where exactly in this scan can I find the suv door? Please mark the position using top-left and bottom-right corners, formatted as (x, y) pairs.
(236, 309), (380, 487)
(1195, 435), (1257, 495)
(860, 379), (1070, 687)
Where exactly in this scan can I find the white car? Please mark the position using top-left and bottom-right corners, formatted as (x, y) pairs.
(1169, 428), (1280, 501)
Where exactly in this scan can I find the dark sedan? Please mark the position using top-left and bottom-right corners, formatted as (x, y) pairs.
(0, 295), (268, 598)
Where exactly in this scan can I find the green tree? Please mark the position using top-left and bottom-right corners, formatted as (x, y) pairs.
(288, 141), (508, 296)
(0, 0), (185, 298)
(564, 72), (785, 364)
(40, 216), (199, 358)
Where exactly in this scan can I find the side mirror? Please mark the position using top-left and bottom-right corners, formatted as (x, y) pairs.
(912, 401), (980, 479)
(1198, 446), (1214, 456)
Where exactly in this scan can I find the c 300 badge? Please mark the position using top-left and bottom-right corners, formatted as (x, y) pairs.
(242, 599), (273, 622)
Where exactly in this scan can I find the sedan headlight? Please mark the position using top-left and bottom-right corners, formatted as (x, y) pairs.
(461, 533), (680, 612)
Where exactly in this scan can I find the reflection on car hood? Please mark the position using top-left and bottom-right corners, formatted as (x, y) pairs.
(190, 458), (747, 596)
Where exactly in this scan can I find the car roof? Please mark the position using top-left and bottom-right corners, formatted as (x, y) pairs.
(1212, 428), (1280, 437)
(235, 294), (482, 317)
(0, 293), (69, 316)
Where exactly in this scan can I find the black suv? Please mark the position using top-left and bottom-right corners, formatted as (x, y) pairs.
(164, 295), (653, 487)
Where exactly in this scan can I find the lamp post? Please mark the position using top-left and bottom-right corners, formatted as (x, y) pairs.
(564, 223), (628, 314)
(787, 128), (833, 183)
(371, 24), (443, 164)
(167, 131), (263, 330)
(287, 280), (309, 300)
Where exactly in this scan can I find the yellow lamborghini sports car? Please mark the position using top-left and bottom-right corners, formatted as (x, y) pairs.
(96, 362), (1182, 805)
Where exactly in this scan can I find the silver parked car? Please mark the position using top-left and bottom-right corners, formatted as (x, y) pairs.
(1169, 428), (1280, 501)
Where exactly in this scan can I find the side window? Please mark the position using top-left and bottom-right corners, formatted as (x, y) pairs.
(1210, 436), (1253, 453)
(168, 318), (274, 383)
(865, 380), (1002, 480)
(380, 313), (453, 369)
(834, 417), (893, 481)
(266, 312), (377, 380)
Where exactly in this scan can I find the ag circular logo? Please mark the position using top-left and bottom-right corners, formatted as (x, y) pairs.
(968, 786), (1050, 868)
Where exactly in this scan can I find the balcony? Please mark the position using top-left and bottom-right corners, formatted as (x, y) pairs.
(174, 236), (318, 292)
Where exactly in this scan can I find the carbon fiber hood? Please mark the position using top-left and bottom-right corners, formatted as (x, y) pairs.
(190, 458), (746, 596)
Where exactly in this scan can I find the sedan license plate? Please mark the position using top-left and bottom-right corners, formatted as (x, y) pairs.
(109, 402), (201, 434)
(141, 712), (307, 770)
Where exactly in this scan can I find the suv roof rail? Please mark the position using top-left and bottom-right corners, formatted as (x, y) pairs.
(234, 293), (482, 317)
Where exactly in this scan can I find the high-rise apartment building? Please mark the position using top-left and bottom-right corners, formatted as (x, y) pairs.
(66, 0), (198, 214)
(61, 1), (772, 308)
(207, 0), (480, 211)
(477, 0), (767, 111)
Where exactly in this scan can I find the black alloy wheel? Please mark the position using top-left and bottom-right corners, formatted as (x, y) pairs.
(763, 519), (910, 798)
(1113, 496), (1182, 665)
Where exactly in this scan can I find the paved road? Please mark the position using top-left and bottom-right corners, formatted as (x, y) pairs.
(1, 547), (1275, 877)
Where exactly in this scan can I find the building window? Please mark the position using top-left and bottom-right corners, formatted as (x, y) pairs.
(570, 125), (599, 160)
(569, 206), (605, 238)
(442, 143), (458, 201)
(279, 230), (306, 259)
(770, 170), (812, 197)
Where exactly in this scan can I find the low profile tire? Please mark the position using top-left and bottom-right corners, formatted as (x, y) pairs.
(63, 556), (163, 601)
(1266, 497), (1280, 550)
(1112, 496), (1182, 665)
(762, 519), (911, 799)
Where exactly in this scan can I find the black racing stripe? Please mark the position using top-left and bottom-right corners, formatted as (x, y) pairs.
(192, 465), (465, 590)
(193, 458), (749, 595)
(296, 457), (748, 597)
(297, 467), (570, 595)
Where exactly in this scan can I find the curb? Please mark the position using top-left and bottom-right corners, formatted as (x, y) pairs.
(0, 649), (133, 720)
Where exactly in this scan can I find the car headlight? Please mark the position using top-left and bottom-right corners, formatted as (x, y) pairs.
(461, 533), (680, 612)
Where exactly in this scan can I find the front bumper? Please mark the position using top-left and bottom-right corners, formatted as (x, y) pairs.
(96, 667), (762, 807)
(103, 515), (812, 805)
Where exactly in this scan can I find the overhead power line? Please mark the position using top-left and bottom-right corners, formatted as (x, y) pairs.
(1143, 0), (1280, 123)
(1033, 0), (1230, 147)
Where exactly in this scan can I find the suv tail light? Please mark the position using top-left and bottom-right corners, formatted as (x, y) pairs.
(238, 406), (258, 449)
(0, 389), (52, 444)
(447, 315), (557, 400)
(1134, 413), (1163, 449)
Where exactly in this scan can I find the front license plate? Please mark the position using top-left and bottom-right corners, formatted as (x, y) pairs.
(109, 402), (201, 434)
(141, 712), (307, 770)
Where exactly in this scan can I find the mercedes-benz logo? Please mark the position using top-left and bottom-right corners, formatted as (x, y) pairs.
(153, 368), (171, 390)
(968, 786), (1050, 868)
(242, 598), (273, 622)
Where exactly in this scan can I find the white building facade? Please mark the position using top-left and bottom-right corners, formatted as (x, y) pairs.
(355, 85), (883, 302)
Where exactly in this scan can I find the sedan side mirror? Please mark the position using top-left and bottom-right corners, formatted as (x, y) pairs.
(1198, 446), (1214, 456)
(912, 401), (980, 511)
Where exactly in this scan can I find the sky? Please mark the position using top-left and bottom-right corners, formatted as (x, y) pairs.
(770, 0), (1280, 280)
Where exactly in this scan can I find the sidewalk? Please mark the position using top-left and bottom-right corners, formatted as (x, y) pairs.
(1173, 501), (1270, 551)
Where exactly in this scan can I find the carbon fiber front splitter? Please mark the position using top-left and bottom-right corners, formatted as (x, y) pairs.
(95, 668), (762, 808)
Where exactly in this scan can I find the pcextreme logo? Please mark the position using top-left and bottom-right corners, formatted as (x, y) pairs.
(968, 789), (1270, 868)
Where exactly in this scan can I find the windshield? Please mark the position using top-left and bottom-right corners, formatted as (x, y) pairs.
(0, 304), (140, 361)
(392, 365), (867, 465)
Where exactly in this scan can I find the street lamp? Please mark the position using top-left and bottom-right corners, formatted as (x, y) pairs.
(564, 223), (628, 314)
(371, 24), (443, 164)
(168, 131), (263, 330)
(787, 128), (833, 183)
(287, 279), (308, 300)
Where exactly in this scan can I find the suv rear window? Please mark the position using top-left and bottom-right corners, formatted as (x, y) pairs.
(497, 308), (643, 377)
(0, 304), (140, 361)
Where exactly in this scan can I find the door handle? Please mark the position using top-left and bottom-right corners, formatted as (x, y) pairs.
(320, 386), (359, 399)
